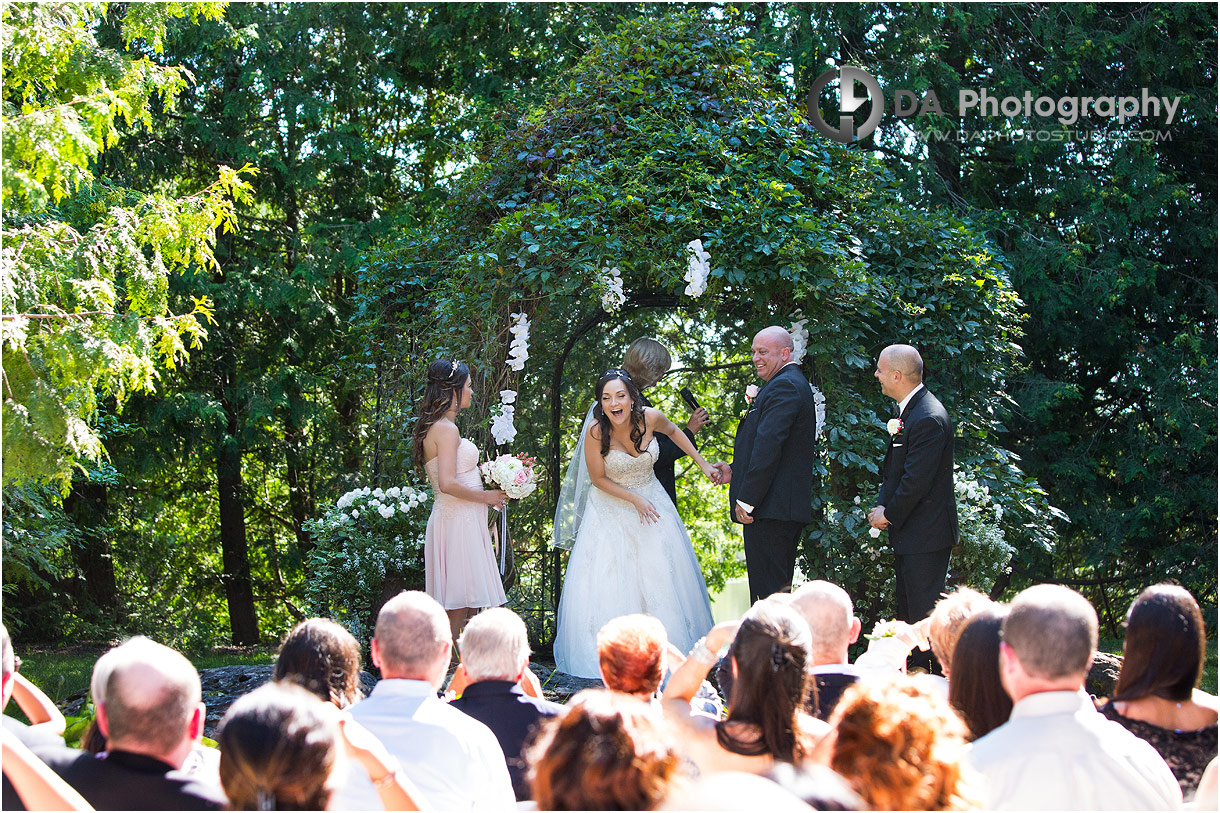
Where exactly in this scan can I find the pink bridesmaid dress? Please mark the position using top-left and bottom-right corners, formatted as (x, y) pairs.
(423, 437), (507, 609)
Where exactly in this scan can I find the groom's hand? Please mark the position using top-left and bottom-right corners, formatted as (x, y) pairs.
(711, 461), (732, 485)
(868, 506), (890, 528)
(735, 504), (754, 524)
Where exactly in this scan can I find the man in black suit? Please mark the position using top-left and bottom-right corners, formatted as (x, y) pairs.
(868, 344), (959, 669)
(449, 608), (563, 801)
(36, 637), (226, 810)
(713, 326), (816, 603)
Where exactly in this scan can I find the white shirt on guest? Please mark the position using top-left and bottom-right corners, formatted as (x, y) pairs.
(968, 689), (1182, 810)
(331, 678), (515, 811)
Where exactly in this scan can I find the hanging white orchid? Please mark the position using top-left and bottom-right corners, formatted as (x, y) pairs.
(685, 239), (711, 297)
(599, 265), (626, 312)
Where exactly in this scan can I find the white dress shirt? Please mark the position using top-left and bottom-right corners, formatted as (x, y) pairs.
(331, 678), (515, 811)
(968, 689), (1182, 810)
(895, 382), (924, 416)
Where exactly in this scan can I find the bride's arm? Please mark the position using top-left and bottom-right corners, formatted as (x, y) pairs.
(645, 408), (717, 481)
(583, 422), (661, 524)
(430, 422), (506, 506)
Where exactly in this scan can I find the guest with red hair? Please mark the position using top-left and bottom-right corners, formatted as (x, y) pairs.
(598, 614), (668, 700)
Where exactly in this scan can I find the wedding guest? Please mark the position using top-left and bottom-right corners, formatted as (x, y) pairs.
(663, 600), (829, 775)
(927, 586), (993, 681)
(969, 584), (1182, 810)
(621, 337), (709, 507)
(36, 637), (228, 810)
(330, 591), (513, 810)
(528, 689), (683, 810)
(763, 762), (867, 810)
(218, 682), (421, 811)
(1, 728), (91, 812)
(825, 678), (979, 810)
(412, 358), (507, 644)
(660, 769), (824, 812)
(1097, 584), (1218, 800)
(274, 618), (364, 708)
(1, 623), (74, 811)
(598, 614), (723, 718)
(447, 607), (562, 801)
(947, 605), (1012, 740)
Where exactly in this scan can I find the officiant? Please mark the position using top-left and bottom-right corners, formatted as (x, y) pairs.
(621, 338), (709, 507)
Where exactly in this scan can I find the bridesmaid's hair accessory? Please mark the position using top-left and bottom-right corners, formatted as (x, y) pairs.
(602, 367), (632, 380)
(449, 359), (459, 378)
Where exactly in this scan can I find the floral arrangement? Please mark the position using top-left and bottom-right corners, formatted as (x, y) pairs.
(744, 384), (759, 404)
(303, 483), (432, 642)
(599, 265), (626, 312)
(685, 239), (711, 296)
(480, 452), (539, 500)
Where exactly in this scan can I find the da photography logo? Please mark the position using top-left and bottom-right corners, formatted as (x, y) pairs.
(808, 66), (883, 144)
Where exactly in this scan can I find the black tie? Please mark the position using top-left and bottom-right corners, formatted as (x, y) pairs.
(892, 402), (901, 418)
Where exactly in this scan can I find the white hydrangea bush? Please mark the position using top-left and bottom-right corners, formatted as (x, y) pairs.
(303, 483), (432, 639)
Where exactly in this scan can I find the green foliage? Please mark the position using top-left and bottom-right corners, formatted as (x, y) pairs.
(363, 12), (1059, 633)
(1, 1), (253, 490)
(304, 483), (431, 643)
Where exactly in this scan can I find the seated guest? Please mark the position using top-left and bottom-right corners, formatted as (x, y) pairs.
(1, 728), (91, 812)
(763, 762), (867, 811)
(274, 618), (365, 709)
(528, 689), (683, 810)
(969, 584), (1182, 810)
(37, 637), (228, 810)
(927, 586), (993, 682)
(663, 600), (829, 775)
(948, 605), (1012, 740)
(330, 590), (514, 810)
(1097, 584), (1218, 801)
(825, 678), (980, 810)
(219, 682), (421, 811)
(77, 643), (218, 782)
(447, 607), (563, 801)
(599, 614), (722, 718)
(660, 769), (826, 812)
(2, 624), (74, 811)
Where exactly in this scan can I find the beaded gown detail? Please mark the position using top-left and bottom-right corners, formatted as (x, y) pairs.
(554, 437), (714, 678)
(424, 438), (507, 610)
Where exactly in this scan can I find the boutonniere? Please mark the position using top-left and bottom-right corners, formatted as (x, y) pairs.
(887, 418), (903, 437)
(745, 384), (759, 405)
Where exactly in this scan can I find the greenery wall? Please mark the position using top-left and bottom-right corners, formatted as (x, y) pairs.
(3, 3), (1214, 648)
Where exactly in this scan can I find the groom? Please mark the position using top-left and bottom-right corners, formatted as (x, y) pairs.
(713, 326), (816, 603)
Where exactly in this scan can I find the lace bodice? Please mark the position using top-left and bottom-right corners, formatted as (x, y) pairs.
(601, 437), (660, 489)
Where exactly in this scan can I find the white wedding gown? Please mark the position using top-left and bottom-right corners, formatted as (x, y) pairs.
(554, 437), (715, 678)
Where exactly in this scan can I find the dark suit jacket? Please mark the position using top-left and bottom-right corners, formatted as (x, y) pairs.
(729, 364), (816, 523)
(640, 394), (696, 506)
(3, 715), (65, 810)
(879, 386), (959, 555)
(808, 671), (859, 721)
(450, 680), (564, 801)
(37, 747), (227, 810)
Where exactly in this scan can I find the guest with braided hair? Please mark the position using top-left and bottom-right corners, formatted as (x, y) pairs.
(413, 358), (507, 644)
(662, 599), (829, 775)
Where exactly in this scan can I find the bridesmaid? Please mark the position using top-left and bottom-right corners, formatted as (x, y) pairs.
(412, 359), (508, 644)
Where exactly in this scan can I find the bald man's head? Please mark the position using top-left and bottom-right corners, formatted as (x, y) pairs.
(102, 637), (202, 758)
(372, 590), (451, 684)
(752, 326), (795, 381)
(875, 344), (924, 401)
(791, 581), (860, 664)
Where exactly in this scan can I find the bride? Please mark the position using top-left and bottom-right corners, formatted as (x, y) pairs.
(553, 368), (718, 678)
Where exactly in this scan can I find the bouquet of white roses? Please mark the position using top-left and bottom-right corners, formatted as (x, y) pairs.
(480, 453), (539, 500)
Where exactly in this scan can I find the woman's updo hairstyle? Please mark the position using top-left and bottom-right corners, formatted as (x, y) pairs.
(412, 358), (471, 472)
(622, 338), (672, 390)
(593, 369), (647, 456)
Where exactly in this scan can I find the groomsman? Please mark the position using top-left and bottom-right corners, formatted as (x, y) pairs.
(713, 326), (816, 603)
(868, 344), (958, 670)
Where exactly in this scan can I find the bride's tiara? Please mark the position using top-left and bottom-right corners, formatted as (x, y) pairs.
(602, 368), (632, 380)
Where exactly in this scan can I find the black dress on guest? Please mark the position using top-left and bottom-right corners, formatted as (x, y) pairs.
(1097, 699), (1218, 800)
(640, 395), (696, 507)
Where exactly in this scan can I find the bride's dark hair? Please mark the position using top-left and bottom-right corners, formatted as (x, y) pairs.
(412, 358), (471, 473)
(593, 369), (646, 457)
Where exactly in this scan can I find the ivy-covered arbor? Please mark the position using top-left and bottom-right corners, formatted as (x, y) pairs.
(359, 13), (1059, 639)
